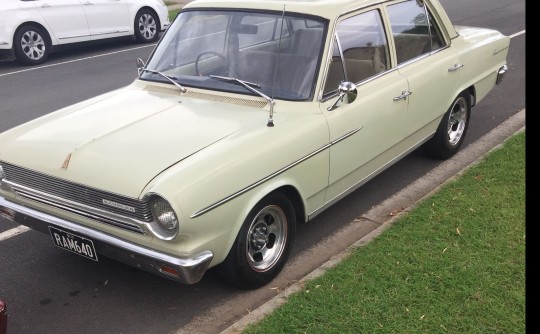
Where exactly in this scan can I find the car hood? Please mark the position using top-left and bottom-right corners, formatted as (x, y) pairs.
(0, 83), (267, 197)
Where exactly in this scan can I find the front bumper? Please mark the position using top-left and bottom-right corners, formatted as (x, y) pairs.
(0, 196), (213, 284)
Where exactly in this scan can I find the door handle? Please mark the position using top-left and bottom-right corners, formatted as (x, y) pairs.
(393, 90), (412, 101)
(448, 63), (464, 72)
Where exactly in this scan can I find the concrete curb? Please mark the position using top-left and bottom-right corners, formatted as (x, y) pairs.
(219, 109), (526, 334)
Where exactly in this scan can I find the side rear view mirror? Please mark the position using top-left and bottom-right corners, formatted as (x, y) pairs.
(328, 81), (357, 111)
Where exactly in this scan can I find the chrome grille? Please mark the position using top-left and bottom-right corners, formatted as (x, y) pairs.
(1, 162), (152, 223)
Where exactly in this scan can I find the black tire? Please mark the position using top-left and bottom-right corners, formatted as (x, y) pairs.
(13, 25), (51, 66)
(134, 8), (160, 43)
(423, 91), (471, 160)
(217, 192), (296, 289)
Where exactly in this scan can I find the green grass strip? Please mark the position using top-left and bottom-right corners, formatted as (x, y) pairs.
(244, 131), (526, 334)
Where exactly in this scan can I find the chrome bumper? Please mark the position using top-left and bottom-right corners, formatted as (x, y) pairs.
(0, 196), (213, 284)
(496, 64), (508, 85)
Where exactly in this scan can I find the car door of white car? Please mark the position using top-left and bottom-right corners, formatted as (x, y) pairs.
(35, 0), (91, 43)
(320, 8), (409, 203)
(81, 0), (130, 39)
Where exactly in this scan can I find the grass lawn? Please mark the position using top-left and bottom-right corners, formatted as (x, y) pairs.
(243, 131), (526, 334)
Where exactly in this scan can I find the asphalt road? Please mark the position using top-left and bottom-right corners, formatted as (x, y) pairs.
(0, 0), (525, 333)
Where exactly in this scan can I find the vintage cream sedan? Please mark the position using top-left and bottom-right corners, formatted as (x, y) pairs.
(0, 0), (510, 289)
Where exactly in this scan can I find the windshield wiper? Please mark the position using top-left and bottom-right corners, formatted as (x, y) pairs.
(209, 75), (270, 99)
(209, 74), (276, 127)
(141, 69), (187, 93)
(209, 75), (260, 88)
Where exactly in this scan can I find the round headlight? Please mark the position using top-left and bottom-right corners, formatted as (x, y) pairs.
(148, 195), (179, 240)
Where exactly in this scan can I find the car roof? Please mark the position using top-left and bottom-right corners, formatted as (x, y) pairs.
(183, 0), (381, 20)
(183, 0), (457, 38)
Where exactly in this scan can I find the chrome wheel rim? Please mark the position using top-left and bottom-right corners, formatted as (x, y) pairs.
(138, 14), (157, 40)
(21, 31), (46, 60)
(447, 96), (467, 146)
(246, 205), (287, 272)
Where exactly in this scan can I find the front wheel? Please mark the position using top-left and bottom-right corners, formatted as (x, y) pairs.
(13, 25), (51, 65)
(423, 91), (471, 160)
(217, 192), (296, 289)
(134, 9), (160, 43)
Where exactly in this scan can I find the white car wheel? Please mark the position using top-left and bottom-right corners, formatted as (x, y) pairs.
(135, 9), (160, 43)
(14, 25), (51, 65)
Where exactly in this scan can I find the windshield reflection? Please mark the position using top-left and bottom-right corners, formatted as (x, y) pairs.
(141, 10), (327, 101)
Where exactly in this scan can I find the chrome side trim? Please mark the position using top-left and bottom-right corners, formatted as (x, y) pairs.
(58, 34), (92, 40)
(308, 131), (434, 220)
(190, 128), (363, 218)
(0, 196), (213, 285)
(87, 30), (130, 37)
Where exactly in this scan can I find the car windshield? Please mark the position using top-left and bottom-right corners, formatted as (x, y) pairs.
(141, 9), (327, 101)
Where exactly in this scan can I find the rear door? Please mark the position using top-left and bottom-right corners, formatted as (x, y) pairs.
(385, 0), (461, 139)
(82, 0), (130, 39)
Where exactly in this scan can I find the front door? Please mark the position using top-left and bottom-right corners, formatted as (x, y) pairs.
(36, 0), (90, 43)
(320, 8), (410, 203)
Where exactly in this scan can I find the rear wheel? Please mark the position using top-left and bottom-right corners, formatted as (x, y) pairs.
(217, 192), (296, 289)
(423, 91), (471, 160)
(14, 25), (51, 65)
(134, 9), (160, 43)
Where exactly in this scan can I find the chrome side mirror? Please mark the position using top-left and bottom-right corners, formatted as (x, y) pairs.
(136, 58), (145, 76)
(328, 82), (357, 111)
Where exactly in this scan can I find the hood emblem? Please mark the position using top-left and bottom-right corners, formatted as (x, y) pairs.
(61, 153), (72, 169)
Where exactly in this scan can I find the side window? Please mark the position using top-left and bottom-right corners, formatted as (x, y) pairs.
(323, 9), (389, 96)
(323, 39), (346, 96)
(387, 0), (446, 65)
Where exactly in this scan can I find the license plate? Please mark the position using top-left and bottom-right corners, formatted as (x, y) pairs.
(48, 226), (98, 261)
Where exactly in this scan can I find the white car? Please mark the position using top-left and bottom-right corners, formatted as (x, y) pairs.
(0, 0), (170, 65)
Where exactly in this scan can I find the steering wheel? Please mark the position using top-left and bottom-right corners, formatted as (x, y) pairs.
(194, 51), (230, 76)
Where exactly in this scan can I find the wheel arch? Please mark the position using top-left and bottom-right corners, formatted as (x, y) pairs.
(14, 22), (54, 46)
(274, 185), (306, 227)
(134, 6), (161, 27)
(466, 85), (476, 107)
(208, 183), (306, 267)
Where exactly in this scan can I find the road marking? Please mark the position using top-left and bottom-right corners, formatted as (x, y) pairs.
(0, 44), (156, 78)
(510, 30), (525, 38)
(0, 225), (31, 241)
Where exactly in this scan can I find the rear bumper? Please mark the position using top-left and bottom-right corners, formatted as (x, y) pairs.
(0, 196), (213, 284)
(496, 64), (508, 85)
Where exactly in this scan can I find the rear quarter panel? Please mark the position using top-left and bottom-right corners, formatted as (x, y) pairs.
(452, 26), (510, 103)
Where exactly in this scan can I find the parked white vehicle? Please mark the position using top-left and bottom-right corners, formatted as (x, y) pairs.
(0, 0), (170, 65)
